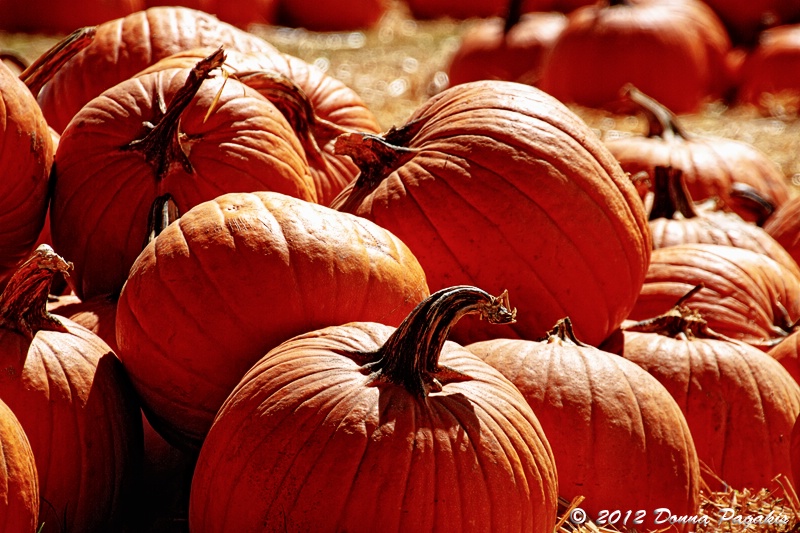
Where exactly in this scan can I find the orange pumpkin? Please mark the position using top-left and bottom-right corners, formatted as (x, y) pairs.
(737, 24), (800, 113)
(331, 80), (651, 347)
(0, 400), (39, 533)
(0, 246), (143, 533)
(189, 286), (558, 532)
(116, 191), (430, 449)
(0, 0), (143, 34)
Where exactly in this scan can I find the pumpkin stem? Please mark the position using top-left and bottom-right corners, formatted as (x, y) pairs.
(123, 48), (226, 183)
(144, 193), (180, 248)
(19, 26), (96, 96)
(622, 284), (734, 341)
(330, 131), (421, 213)
(728, 182), (776, 226)
(361, 286), (517, 397)
(0, 245), (72, 340)
(621, 84), (690, 142)
(648, 166), (699, 221)
(503, 0), (524, 35)
(545, 317), (589, 347)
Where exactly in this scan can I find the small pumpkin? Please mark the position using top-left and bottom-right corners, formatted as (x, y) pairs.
(468, 318), (700, 531)
(51, 50), (315, 300)
(331, 80), (651, 347)
(769, 329), (800, 387)
(189, 286), (558, 532)
(31, 6), (282, 133)
(540, 0), (733, 113)
(764, 194), (800, 267)
(116, 191), (430, 449)
(702, 0), (800, 46)
(603, 299), (800, 491)
(0, 399), (39, 533)
(605, 87), (791, 223)
(0, 245), (143, 533)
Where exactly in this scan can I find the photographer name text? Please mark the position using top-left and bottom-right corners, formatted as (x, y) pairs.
(568, 507), (791, 527)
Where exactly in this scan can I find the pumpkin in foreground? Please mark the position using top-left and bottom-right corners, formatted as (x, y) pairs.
(189, 286), (558, 532)
(0, 246), (143, 532)
(603, 297), (800, 491)
(0, 399), (39, 533)
(331, 79), (651, 347)
(468, 318), (701, 532)
(116, 191), (431, 450)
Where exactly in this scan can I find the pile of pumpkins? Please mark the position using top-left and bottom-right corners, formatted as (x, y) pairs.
(2, 4), (800, 533)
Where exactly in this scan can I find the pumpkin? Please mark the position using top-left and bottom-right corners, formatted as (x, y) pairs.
(737, 24), (800, 113)
(0, 400), (39, 533)
(136, 46), (382, 206)
(605, 87), (791, 223)
(0, 0), (143, 34)
(630, 244), (800, 350)
(30, 6), (282, 133)
(116, 191), (431, 449)
(446, 7), (567, 88)
(142, 0), (279, 28)
(189, 286), (558, 532)
(603, 303), (800, 491)
(276, 0), (388, 31)
(48, 293), (119, 353)
(645, 166), (799, 276)
(468, 318), (700, 531)
(51, 50), (315, 301)
(764, 194), (800, 267)
(0, 61), (54, 294)
(0, 245), (143, 532)
(331, 80), (651, 347)
(792, 415), (800, 493)
(540, 0), (733, 114)
(405, 0), (506, 20)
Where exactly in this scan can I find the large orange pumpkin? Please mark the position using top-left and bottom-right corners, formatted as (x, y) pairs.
(604, 303), (800, 491)
(32, 6), (282, 133)
(331, 80), (651, 346)
(0, 61), (54, 294)
(0, 246), (143, 533)
(51, 50), (314, 301)
(737, 24), (800, 112)
(189, 286), (558, 532)
(468, 318), (700, 532)
(116, 191), (431, 449)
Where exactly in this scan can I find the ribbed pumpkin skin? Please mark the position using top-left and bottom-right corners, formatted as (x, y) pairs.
(36, 6), (281, 133)
(630, 244), (800, 350)
(649, 210), (800, 277)
(0, 400), (38, 533)
(116, 191), (431, 449)
(607, 329), (800, 490)
(540, 0), (731, 114)
(190, 323), (557, 532)
(769, 331), (800, 386)
(48, 294), (119, 353)
(468, 334), (700, 531)
(332, 80), (651, 346)
(51, 67), (314, 301)
(0, 63), (53, 293)
(137, 47), (382, 206)
(0, 322), (143, 532)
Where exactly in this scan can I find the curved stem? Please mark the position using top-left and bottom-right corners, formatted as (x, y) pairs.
(648, 166), (698, 221)
(728, 182), (775, 226)
(622, 84), (690, 142)
(123, 48), (226, 182)
(546, 317), (588, 347)
(19, 26), (96, 96)
(0, 245), (72, 339)
(144, 193), (180, 248)
(361, 286), (517, 397)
